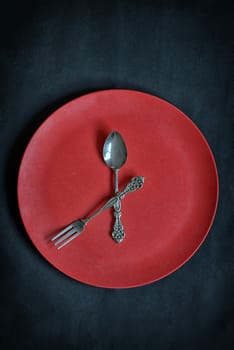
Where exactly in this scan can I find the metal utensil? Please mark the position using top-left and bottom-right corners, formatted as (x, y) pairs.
(51, 176), (144, 249)
(103, 131), (127, 243)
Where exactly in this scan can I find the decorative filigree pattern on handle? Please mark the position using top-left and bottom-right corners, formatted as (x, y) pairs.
(112, 200), (125, 243)
(112, 176), (144, 243)
(119, 176), (144, 199)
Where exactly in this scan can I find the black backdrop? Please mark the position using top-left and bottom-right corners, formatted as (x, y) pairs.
(0, 1), (233, 349)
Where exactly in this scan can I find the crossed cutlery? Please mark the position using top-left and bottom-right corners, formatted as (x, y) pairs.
(51, 176), (144, 249)
(51, 130), (144, 249)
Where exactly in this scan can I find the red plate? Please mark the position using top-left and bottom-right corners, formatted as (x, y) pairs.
(17, 90), (218, 288)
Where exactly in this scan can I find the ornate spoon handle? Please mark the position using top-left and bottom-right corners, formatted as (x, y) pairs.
(112, 199), (125, 243)
(112, 176), (144, 243)
(113, 168), (125, 243)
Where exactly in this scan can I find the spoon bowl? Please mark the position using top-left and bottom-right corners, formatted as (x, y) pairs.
(103, 131), (127, 173)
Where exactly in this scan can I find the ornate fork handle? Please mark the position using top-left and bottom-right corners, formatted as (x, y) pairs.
(86, 176), (144, 224)
(119, 176), (144, 198)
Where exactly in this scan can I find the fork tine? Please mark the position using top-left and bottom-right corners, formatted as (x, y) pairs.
(54, 227), (77, 246)
(51, 224), (73, 241)
(57, 230), (81, 250)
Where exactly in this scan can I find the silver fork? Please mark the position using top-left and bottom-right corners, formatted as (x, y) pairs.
(51, 176), (144, 249)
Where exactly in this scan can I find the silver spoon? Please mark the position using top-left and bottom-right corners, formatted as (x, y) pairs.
(103, 131), (128, 243)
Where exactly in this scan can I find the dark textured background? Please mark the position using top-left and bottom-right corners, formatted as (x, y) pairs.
(0, 0), (233, 349)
